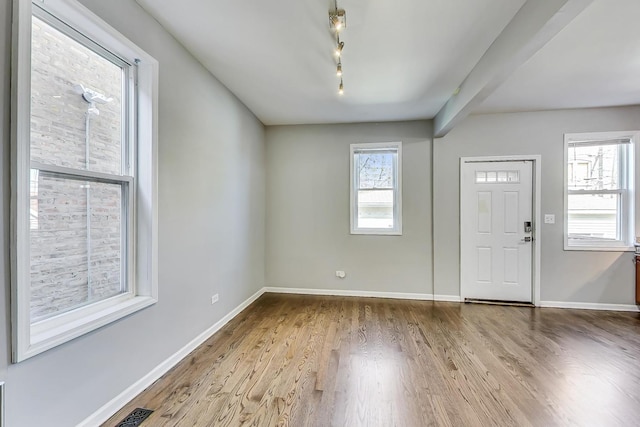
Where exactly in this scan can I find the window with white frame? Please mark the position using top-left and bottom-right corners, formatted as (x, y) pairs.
(564, 132), (637, 250)
(350, 142), (402, 235)
(11, 0), (158, 362)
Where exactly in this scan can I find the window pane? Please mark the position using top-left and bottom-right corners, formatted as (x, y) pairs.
(567, 144), (621, 191)
(356, 151), (395, 189)
(357, 189), (394, 229)
(30, 172), (124, 322)
(30, 16), (123, 175)
(567, 193), (619, 240)
(507, 171), (519, 183)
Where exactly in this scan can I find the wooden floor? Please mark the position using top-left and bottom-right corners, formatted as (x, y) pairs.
(105, 294), (640, 426)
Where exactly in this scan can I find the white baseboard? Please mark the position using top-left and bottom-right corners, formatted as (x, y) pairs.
(263, 286), (433, 301)
(433, 294), (462, 302)
(540, 300), (640, 312)
(77, 287), (266, 427)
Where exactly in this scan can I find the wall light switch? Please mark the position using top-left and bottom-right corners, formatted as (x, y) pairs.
(544, 214), (555, 224)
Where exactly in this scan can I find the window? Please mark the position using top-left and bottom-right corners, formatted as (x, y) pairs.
(564, 132), (637, 251)
(350, 142), (402, 235)
(475, 170), (520, 184)
(11, 0), (158, 362)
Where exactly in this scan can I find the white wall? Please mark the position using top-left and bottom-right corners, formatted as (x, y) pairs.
(266, 121), (433, 296)
(1, 0), (266, 425)
(434, 106), (640, 304)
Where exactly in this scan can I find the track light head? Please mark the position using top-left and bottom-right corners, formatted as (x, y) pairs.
(338, 79), (344, 95)
(336, 62), (342, 77)
(329, 9), (346, 31)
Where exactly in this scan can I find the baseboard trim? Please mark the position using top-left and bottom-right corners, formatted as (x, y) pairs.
(263, 286), (433, 301)
(77, 287), (266, 427)
(433, 294), (462, 302)
(540, 300), (640, 312)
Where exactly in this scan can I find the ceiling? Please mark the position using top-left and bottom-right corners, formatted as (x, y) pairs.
(478, 0), (640, 114)
(135, 0), (640, 126)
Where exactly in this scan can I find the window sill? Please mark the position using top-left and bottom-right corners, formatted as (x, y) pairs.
(21, 295), (156, 361)
(564, 245), (634, 252)
(351, 229), (403, 236)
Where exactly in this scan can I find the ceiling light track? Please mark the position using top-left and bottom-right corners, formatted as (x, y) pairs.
(329, 3), (347, 95)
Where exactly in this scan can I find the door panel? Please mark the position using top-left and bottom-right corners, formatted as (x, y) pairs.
(503, 192), (518, 233)
(461, 160), (533, 302)
(477, 192), (492, 233)
(503, 248), (518, 283)
(477, 247), (492, 282)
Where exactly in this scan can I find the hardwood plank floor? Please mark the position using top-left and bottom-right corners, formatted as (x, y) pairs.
(104, 294), (640, 426)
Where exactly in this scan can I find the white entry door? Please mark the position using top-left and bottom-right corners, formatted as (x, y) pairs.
(461, 160), (533, 302)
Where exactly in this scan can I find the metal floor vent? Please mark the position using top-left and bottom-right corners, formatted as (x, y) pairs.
(464, 298), (535, 308)
(115, 408), (154, 427)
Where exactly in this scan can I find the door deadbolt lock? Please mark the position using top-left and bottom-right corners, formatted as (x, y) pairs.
(524, 221), (532, 233)
(522, 236), (532, 242)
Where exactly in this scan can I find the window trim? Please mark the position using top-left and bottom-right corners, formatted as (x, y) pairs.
(11, 0), (159, 362)
(563, 131), (638, 251)
(349, 142), (402, 235)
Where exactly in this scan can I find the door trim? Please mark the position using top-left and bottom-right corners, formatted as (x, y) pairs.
(460, 155), (542, 306)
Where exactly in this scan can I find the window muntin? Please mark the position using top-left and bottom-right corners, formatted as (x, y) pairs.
(564, 134), (635, 250)
(350, 143), (402, 235)
(12, 0), (158, 362)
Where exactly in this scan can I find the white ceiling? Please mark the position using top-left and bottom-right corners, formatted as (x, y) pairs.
(478, 0), (640, 114)
(135, 0), (640, 126)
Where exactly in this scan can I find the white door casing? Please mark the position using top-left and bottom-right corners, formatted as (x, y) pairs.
(461, 160), (534, 302)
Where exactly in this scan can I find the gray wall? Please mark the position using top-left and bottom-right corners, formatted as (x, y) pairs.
(1, 0), (266, 425)
(433, 106), (640, 303)
(265, 121), (433, 296)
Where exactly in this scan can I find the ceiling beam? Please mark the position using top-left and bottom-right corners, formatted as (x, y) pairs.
(433, 0), (594, 138)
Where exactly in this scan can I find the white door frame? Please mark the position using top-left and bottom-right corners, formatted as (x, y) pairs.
(460, 155), (542, 306)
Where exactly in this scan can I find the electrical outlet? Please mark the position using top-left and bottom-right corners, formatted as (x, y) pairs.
(211, 294), (219, 304)
(544, 214), (555, 224)
(335, 270), (346, 279)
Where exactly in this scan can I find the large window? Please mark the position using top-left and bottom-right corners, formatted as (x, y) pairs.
(350, 142), (402, 235)
(564, 132), (637, 250)
(11, 0), (158, 362)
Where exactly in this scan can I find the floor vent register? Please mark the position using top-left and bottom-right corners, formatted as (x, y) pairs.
(115, 408), (154, 427)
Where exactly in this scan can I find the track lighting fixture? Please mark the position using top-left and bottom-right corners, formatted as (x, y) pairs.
(330, 1), (347, 96)
(329, 9), (346, 31)
(334, 39), (344, 57)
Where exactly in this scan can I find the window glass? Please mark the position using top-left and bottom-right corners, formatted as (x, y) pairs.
(29, 14), (127, 322)
(567, 144), (620, 191)
(30, 16), (123, 175)
(355, 151), (395, 229)
(30, 173), (123, 321)
(567, 193), (619, 241)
